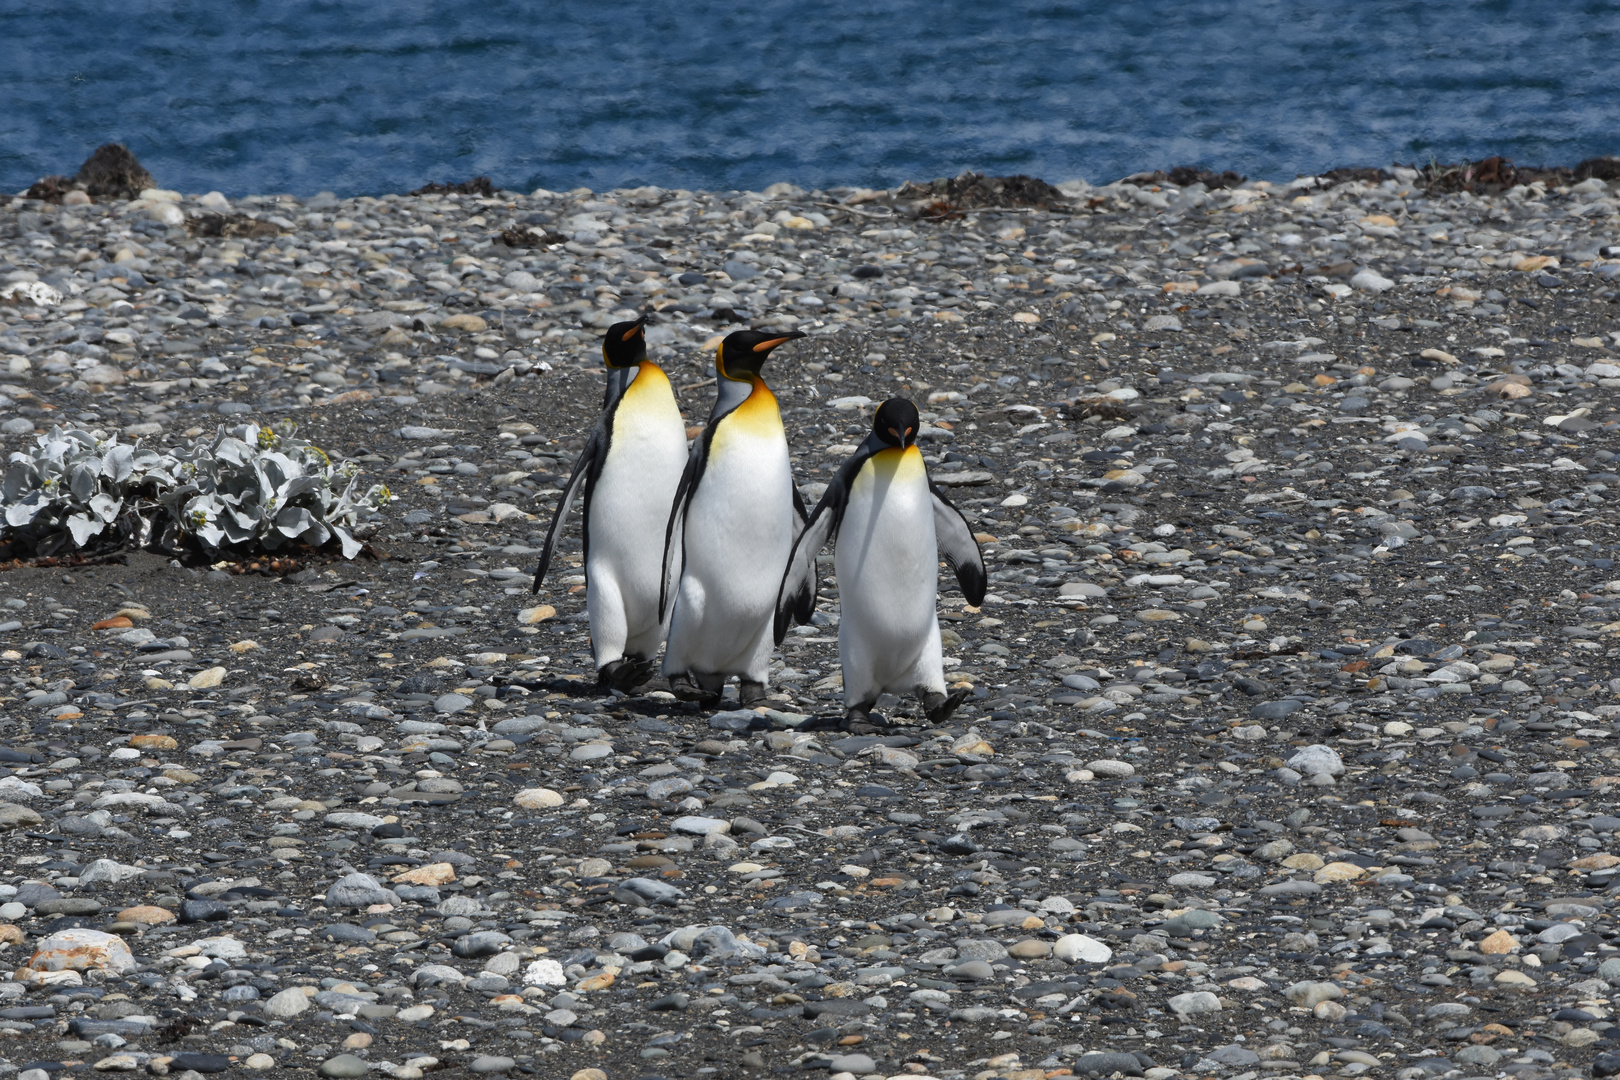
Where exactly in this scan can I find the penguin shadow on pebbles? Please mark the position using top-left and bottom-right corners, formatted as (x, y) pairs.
(532, 316), (688, 696)
(776, 397), (987, 735)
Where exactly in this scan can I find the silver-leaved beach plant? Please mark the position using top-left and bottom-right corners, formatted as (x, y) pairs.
(1, 420), (393, 558)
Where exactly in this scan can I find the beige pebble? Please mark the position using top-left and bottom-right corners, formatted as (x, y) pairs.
(187, 666), (227, 689)
(513, 788), (564, 809)
(1569, 853), (1620, 870)
(115, 905), (176, 926)
(1007, 939), (1051, 959)
(392, 862), (456, 886)
(575, 970), (615, 992)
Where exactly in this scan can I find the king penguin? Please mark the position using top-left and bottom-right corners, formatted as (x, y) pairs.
(775, 397), (987, 732)
(660, 328), (808, 706)
(532, 316), (688, 692)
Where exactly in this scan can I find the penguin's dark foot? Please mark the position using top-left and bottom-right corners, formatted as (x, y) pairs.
(842, 704), (887, 735)
(922, 688), (971, 727)
(669, 674), (720, 706)
(599, 658), (658, 695)
(738, 680), (768, 707)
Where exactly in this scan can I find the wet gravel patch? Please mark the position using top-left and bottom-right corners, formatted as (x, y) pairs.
(0, 169), (1618, 1080)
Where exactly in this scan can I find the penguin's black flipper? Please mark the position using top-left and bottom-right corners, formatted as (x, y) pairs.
(929, 480), (987, 606)
(791, 481), (810, 540)
(774, 439), (877, 643)
(658, 434), (706, 621)
(774, 502), (838, 644)
(533, 430), (603, 591)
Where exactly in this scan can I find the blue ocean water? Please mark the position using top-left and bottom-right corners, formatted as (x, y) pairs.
(2, 1), (1617, 198)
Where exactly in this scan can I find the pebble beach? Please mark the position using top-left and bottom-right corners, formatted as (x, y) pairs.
(0, 162), (1619, 1080)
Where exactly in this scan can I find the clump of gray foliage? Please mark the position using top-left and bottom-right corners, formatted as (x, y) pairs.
(0, 420), (393, 558)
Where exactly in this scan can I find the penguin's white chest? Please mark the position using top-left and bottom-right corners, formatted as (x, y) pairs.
(589, 367), (687, 547)
(597, 373), (686, 502)
(665, 390), (795, 677)
(586, 367), (687, 628)
(685, 417), (794, 581)
(836, 447), (939, 643)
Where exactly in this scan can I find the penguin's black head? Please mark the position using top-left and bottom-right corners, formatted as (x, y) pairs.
(602, 316), (649, 369)
(874, 397), (920, 448)
(716, 329), (805, 382)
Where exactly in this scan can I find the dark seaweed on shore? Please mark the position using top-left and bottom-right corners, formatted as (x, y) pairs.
(1410, 155), (1620, 195)
(408, 176), (499, 197)
(21, 143), (155, 204)
(1119, 166), (1247, 190)
(896, 170), (1070, 212)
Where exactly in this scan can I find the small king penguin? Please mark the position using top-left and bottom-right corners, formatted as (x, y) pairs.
(775, 397), (986, 732)
(660, 328), (808, 706)
(532, 316), (688, 692)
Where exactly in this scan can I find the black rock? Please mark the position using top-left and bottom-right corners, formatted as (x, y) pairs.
(0, 1006), (55, 1020)
(170, 1053), (233, 1073)
(1077, 1051), (1150, 1076)
(180, 898), (229, 923)
(803, 999), (871, 1019)
(68, 1018), (154, 1037)
(393, 885), (440, 904)
(647, 993), (689, 1011)
(15, 883), (61, 907)
(397, 673), (443, 694)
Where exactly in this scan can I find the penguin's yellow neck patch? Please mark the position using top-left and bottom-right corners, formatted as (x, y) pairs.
(714, 379), (783, 444)
(615, 362), (676, 429)
(627, 361), (671, 398)
(869, 444), (924, 478)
